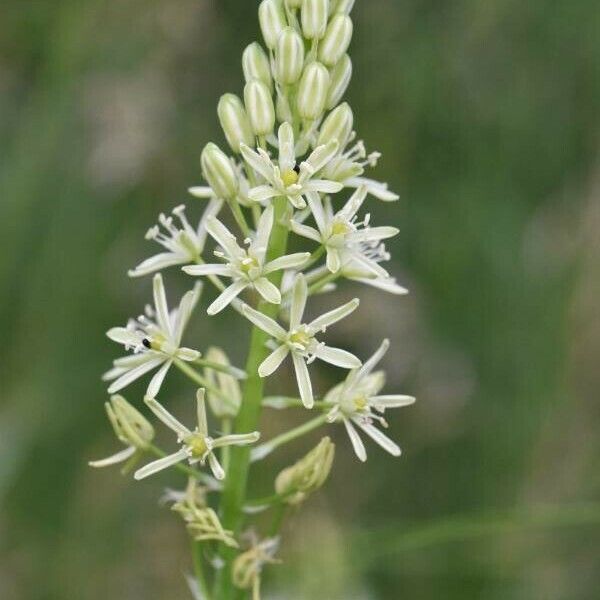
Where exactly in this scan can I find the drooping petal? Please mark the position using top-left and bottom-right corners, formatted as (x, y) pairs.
(183, 263), (233, 277)
(153, 274), (172, 337)
(206, 217), (245, 260)
(305, 191), (327, 234)
(208, 452), (225, 480)
(312, 344), (362, 369)
(326, 247), (341, 273)
(134, 448), (189, 480)
(258, 344), (289, 377)
(263, 252), (310, 274)
(253, 277), (281, 304)
(292, 353), (314, 409)
(129, 252), (188, 277)
(145, 396), (191, 438)
(241, 304), (287, 339)
(343, 418), (367, 462)
(290, 274), (308, 329)
(207, 280), (248, 315)
(89, 446), (137, 468)
(289, 220), (321, 243)
(146, 360), (173, 398)
(354, 420), (401, 457)
(252, 204), (274, 262)
(309, 298), (359, 332)
(107, 357), (165, 393)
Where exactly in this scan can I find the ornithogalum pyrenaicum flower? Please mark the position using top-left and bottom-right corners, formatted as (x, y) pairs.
(103, 274), (201, 397)
(135, 389), (260, 481)
(241, 274), (361, 409)
(182, 204), (310, 313)
(325, 339), (415, 462)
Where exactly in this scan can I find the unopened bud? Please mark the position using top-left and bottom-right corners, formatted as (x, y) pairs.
(275, 27), (305, 85)
(316, 102), (353, 148)
(106, 395), (155, 450)
(285, 0), (303, 8)
(244, 79), (276, 137)
(318, 15), (353, 66)
(218, 94), (255, 153)
(326, 53), (352, 109)
(242, 43), (272, 91)
(259, 0), (287, 50)
(203, 347), (242, 418)
(301, 0), (329, 39)
(232, 538), (279, 593)
(297, 61), (330, 121)
(201, 143), (238, 199)
(333, 0), (355, 14)
(275, 437), (335, 505)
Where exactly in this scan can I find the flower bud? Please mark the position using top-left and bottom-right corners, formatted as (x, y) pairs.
(203, 347), (242, 418)
(275, 437), (335, 505)
(232, 538), (279, 592)
(301, 0), (329, 40)
(285, 0), (303, 8)
(296, 61), (330, 121)
(201, 143), (238, 199)
(242, 42), (272, 91)
(276, 90), (294, 124)
(326, 53), (352, 109)
(318, 15), (353, 66)
(274, 27), (305, 85)
(244, 79), (276, 136)
(316, 102), (353, 148)
(258, 0), (287, 50)
(217, 94), (255, 153)
(106, 395), (155, 450)
(333, 0), (355, 14)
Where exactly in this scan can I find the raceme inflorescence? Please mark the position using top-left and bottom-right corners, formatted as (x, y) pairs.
(91, 1), (415, 598)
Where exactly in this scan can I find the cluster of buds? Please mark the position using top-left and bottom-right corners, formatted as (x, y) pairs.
(275, 436), (335, 505)
(95, 2), (415, 598)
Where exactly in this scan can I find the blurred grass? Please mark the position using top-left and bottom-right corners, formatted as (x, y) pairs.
(1, 0), (600, 599)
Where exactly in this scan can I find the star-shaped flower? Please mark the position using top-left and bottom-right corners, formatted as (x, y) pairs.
(291, 188), (399, 273)
(135, 389), (260, 481)
(325, 339), (415, 461)
(103, 274), (201, 397)
(129, 200), (223, 277)
(182, 205), (310, 314)
(241, 274), (361, 409)
(239, 122), (343, 209)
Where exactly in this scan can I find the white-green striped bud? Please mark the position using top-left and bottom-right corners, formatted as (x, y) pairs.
(275, 27), (305, 85)
(217, 94), (255, 153)
(244, 79), (276, 136)
(285, 0), (303, 8)
(258, 0), (287, 50)
(318, 15), (353, 66)
(242, 42), (272, 91)
(316, 102), (353, 148)
(276, 91), (294, 124)
(333, 0), (355, 14)
(203, 347), (242, 419)
(326, 53), (352, 109)
(297, 61), (330, 120)
(201, 143), (238, 199)
(106, 395), (155, 451)
(301, 0), (329, 40)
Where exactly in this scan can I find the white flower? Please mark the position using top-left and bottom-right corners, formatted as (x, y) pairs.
(103, 274), (201, 397)
(290, 188), (399, 273)
(182, 205), (310, 314)
(241, 274), (361, 409)
(134, 389), (260, 481)
(89, 395), (155, 469)
(129, 200), (223, 277)
(239, 122), (343, 209)
(325, 339), (415, 461)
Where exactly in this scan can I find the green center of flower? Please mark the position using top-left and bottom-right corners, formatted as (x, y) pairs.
(281, 169), (299, 187)
(353, 395), (368, 412)
(186, 434), (209, 458)
(331, 219), (351, 236)
(143, 334), (166, 352)
(240, 255), (260, 274)
(289, 328), (312, 349)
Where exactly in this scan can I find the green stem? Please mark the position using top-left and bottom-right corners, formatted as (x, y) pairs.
(221, 418), (232, 474)
(308, 271), (341, 295)
(302, 246), (325, 271)
(251, 414), (328, 462)
(194, 357), (247, 380)
(214, 196), (291, 599)
(229, 195), (251, 238)
(174, 359), (231, 404)
(191, 538), (212, 600)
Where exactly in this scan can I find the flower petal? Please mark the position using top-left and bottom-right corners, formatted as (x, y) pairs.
(106, 327), (143, 348)
(153, 274), (172, 337)
(252, 204), (274, 262)
(183, 263), (233, 277)
(248, 185), (279, 203)
(289, 220), (321, 243)
(241, 304), (287, 339)
(258, 344), (289, 377)
(134, 448), (189, 480)
(107, 357), (165, 393)
(129, 252), (187, 277)
(354, 420), (401, 457)
(292, 353), (314, 409)
(370, 394), (416, 409)
(206, 217), (244, 260)
(312, 345), (362, 369)
(354, 338), (390, 381)
(278, 122), (296, 172)
(347, 226), (399, 243)
(173, 285), (202, 345)
(346, 177), (399, 201)
(207, 280), (248, 315)
(146, 360), (173, 398)
(253, 277), (281, 304)
(306, 191), (327, 234)
(309, 298), (359, 332)
(305, 140), (339, 173)
(240, 144), (275, 182)
(304, 179), (344, 194)
(188, 186), (215, 198)
(263, 252), (310, 274)
(212, 431), (260, 448)
(343, 418), (367, 462)
(145, 396), (191, 438)
(208, 452), (225, 480)
(338, 186), (368, 221)
(89, 446), (137, 468)
(326, 247), (341, 273)
(290, 274), (308, 329)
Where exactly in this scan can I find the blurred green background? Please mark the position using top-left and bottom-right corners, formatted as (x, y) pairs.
(1, 1), (600, 598)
